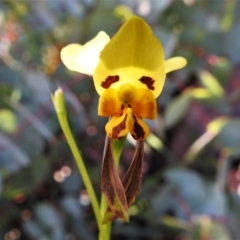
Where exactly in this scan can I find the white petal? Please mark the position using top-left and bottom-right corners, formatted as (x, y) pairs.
(61, 31), (110, 75)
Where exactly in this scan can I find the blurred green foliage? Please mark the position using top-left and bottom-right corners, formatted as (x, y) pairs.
(0, 0), (240, 239)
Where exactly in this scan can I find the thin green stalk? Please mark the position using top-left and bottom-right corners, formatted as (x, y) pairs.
(52, 89), (102, 231)
(99, 198), (111, 240)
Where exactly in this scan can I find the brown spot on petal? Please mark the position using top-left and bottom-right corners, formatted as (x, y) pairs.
(132, 114), (145, 140)
(112, 114), (127, 139)
(139, 76), (155, 90)
(101, 75), (119, 89)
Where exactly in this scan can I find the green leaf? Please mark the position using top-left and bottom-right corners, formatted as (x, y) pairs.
(184, 131), (217, 164)
(146, 133), (164, 152)
(164, 93), (192, 128)
(212, 119), (240, 150)
(184, 117), (228, 163)
(199, 70), (224, 97)
(220, 0), (236, 32)
(189, 88), (214, 99)
(0, 109), (17, 133)
(207, 117), (228, 135)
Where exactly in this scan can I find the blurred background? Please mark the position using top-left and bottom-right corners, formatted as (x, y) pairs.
(0, 0), (240, 239)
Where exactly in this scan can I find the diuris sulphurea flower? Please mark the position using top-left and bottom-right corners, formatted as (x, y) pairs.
(61, 16), (187, 223)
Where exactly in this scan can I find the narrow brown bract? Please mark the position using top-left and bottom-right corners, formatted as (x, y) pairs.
(102, 140), (144, 223)
(122, 140), (144, 206)
(101, 136), (129, 223)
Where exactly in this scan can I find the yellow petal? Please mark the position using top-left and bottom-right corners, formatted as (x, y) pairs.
(61, 31), (110, 75)
(98, 89), (122, 116)
(129, 113), (149, 140)
(105, 108), (133, 139)
(130, 88), (157, 119)
(165, 57), (187, 74)
(94, 16), (165, 97)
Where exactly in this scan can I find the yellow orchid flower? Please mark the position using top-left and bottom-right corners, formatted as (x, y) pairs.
(61, 16), (186, 141)
(61, 16), (187, 223)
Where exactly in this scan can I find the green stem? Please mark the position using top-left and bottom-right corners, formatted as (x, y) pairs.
(52, 89), (102, 231)
(99, 198), (111, 240)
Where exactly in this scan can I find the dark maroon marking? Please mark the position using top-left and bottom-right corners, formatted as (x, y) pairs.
(132, 113), (145, 140)
(139, 76), (155, 90)
(112, 114), (128, 139)
(101, 75), (119, 89)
